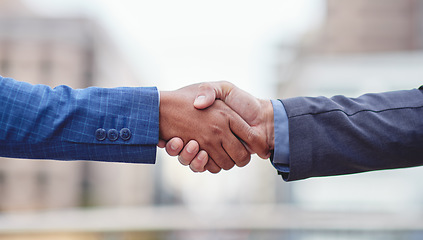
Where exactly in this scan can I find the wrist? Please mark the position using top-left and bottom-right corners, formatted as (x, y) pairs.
(260, 99), (275, 150)
(159, 91), (172, 140)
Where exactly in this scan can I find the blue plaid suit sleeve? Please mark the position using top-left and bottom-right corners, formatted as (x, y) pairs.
(0, 76), (159, 164)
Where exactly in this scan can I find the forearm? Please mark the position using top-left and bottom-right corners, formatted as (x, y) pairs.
(282, 88), (423, 181)
(0, 76), (159, 163)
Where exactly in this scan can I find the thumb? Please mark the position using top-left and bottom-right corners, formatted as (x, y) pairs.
(193, 82), (217, 109)
(229, 110), (270, 159)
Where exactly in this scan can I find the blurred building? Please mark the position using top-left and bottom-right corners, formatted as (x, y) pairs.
(278, 0), (423, 97)
(319, 0), (423, 54)
(0, 0), (154, 211)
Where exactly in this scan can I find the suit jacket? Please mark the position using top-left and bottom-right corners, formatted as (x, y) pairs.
(280, 86), (423, 181)
(0, 76), (159, 164)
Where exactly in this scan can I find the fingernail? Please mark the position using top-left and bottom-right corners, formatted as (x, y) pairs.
(186, 143), (196, 153)
(198, 151), (207, 161)
(194, 95), (206, 105)
(171, 142), (178, 151)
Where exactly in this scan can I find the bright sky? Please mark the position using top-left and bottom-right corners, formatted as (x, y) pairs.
(23, 0), (324, 97)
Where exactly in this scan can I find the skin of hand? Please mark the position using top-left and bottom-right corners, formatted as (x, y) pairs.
(159, 84), (260, 173)
(163, 81), (275, 172)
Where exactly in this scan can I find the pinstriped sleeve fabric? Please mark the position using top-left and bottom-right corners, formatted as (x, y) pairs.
(0, 76), (159, 164)
(281, 87), (423, 181)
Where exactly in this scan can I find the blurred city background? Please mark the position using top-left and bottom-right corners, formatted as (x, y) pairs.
(0, 0), (423, 239)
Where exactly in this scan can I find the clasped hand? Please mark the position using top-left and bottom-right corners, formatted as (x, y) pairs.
(158, 81), (275, 173)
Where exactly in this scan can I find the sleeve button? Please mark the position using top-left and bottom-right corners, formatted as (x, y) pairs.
(95, 128), (107, 141)
(120, 128), (132, 141)
(108, 129), (119, 141)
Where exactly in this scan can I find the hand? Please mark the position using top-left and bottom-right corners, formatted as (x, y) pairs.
(159, 84), (256, 173)
(194, 81), (274, 157)
(163, 81), (275, 172)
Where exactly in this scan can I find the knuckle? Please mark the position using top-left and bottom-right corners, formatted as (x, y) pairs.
(198, 82), (214, 92)
(221, 161), (235, 171)
(246, 128), (259, 143)
(245, 129), (267, 151)
(219, 80), (234, 89)
(201, 137), (213, 147)
(240, 149), (250, 160)
(237, 157), (251, 168)
(206, 160), (222, 174)
(236, 151), (251, 167)
(208, 167), (221, 174)
(210, 125), (223, 135)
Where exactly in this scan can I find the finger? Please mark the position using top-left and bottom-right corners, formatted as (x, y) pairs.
(178, 140), (199, 166)
(189, 150), (208, 172)
(194, 81), (236, 109)
(204, 157), (222, 174)
(221, 132), (251, 168)
(164, 137), (184, 156)
(208, 144), (236, 171)
(157, 139), (166, 148)
(229, 112), (270, 159)
(193, 82), (217, 109)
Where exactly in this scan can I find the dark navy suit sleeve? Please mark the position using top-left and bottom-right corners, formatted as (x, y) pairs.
(0, 76), (159, 164)
(280, 87), (423, 181)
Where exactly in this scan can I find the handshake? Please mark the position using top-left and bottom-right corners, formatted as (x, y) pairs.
(3, 76), (420, 181)
(157, 81), (275, 173)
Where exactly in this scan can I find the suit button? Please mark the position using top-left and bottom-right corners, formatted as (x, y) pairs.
(108, 129), (119, 141)
(120, 128), (132, 141)
(95, 128), (106, 141)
